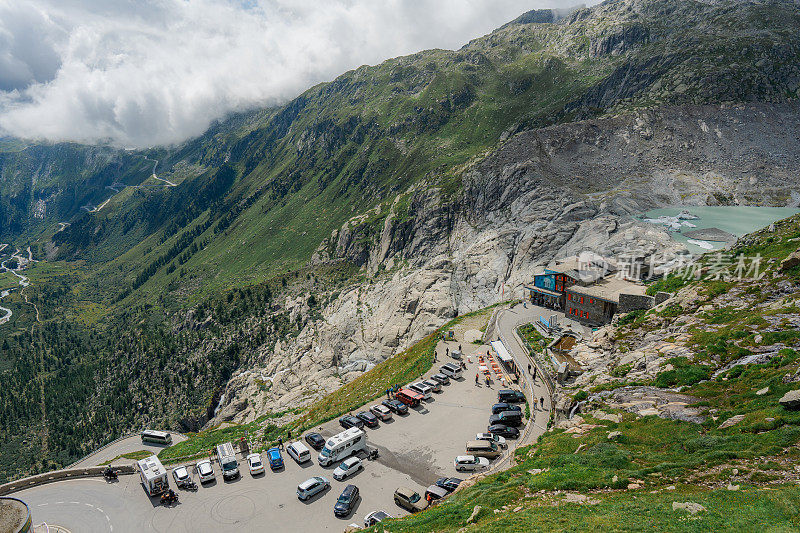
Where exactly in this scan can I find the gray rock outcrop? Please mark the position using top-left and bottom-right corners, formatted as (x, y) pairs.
(779, 389), (800, 410)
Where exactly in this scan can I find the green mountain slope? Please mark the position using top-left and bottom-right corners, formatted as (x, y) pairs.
(1, 0), (800, 483)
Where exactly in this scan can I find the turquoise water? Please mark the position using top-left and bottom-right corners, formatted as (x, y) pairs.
(640, 206), (800, 254)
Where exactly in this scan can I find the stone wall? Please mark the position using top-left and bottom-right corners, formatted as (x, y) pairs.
(619, 293), (656, 314)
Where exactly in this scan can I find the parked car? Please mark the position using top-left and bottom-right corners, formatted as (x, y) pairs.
(370, 404), (393, 421)
(465, 439), (501, 459)
(487, 424), (520, 439)
(267, 447), (284, 470)
(395, 389), (423, 407)
(394, 487), (429, 512)
(476, 432), (507, 448)
(356, 411), (379, 428)
(489, 411), (523, 427)
(246, 453), (265, 475)
(340, 415), (365, 430)
(297, 476), (330, 500)
(425, 484), (450, 502)
(430, 373), (450, 385)
(287, 441), (312, 464)
(364, 510), (393, 527)
(498, 389), (526, 403)
(454, 455), (490, 472)
(422, 379), (442, 393)
(305, 432), (326, 450)
(333, 457), (363, 481)
(172, 465), (191, 487)
(196, 459), (215, 483)
(382, 399), (408, 415)
(334, 484), (360, 517)
(491, 402), (521, 415)
(435, 477), (463, 492)
(408, 382), (433, 400)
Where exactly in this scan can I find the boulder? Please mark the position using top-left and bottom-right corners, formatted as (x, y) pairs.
(718, 414), (745, 429)
(779, 389), (800, 410)
(756, 387), (769, 396)
(780, 249), (800, 271)
(466, 505), (482, 524)
(672, 502), (706, 515)
(608, 431), (622, 440)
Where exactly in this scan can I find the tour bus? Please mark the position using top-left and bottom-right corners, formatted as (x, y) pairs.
(141, 429), (173, 445)
(318, 428), (367, 466)
(137, 455), (169, 496)
(216, 442), (240, 480)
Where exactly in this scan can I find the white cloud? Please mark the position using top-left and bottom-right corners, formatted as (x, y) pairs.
(0, 0), (589, 148)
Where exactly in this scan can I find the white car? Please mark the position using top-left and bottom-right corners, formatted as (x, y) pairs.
(370, 404), (393, 421)
(172, 465), (190, 487)
(247, 453), (265, 475)
(476, 432), (507, 448)
(409, 382), (433, 400)
(364, 510), (393, 526)
(196, 459), (215, 483)
(454, 455), (490, 472)
(333, 456), (363, 481)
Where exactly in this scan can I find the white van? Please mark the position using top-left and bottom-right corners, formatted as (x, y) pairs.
(318, 428), (367, 466)
(137, 455), (169, 496)
(216, 442), (240, 480)
(409, 382), (432, 400)
(440, 363), (463, 379)
(287, 441), (312, 464)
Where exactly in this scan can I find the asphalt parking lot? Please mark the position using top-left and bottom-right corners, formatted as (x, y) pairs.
(17, 345), (518, 532)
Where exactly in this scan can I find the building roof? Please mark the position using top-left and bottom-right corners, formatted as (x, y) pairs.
(567, 277), (646, 303)
(546, 255), (616, 284)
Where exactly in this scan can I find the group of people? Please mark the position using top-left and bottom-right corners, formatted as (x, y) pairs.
(385, 383), (402, 399)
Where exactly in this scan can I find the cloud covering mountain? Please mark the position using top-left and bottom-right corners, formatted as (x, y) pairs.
(0, 0), (589, 148)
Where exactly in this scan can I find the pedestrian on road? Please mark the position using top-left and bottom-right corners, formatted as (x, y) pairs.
(475, 373), (479, 385)
(433, 350), (437, 362)
(386, 388), (390, 399)
(278, 436), (283, 450)
(527, 363), (532, 374)
(287, 429), (292, 440)
(459, 344), (462, 352)
(533, 366), (537, 381)
(485, 375), (490, 387)
(446, 347), (449, 357)
(540, 397), (545, 410)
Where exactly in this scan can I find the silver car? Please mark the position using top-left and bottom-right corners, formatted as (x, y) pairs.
(196, 459), (215, 483)
(422, 379), (442, 393)
(297, 476), (330, 500)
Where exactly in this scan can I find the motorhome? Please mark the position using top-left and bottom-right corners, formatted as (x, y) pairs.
(216, 442), (240, 480)
(318, 428), (367, 466)
(137, 455), (169, 496)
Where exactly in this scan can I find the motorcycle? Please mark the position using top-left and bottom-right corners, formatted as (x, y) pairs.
(160, 489), (179, 506)
(183, 479), (198, 491)
(103, 468), (118, 481)
(367, 448), (379, 461)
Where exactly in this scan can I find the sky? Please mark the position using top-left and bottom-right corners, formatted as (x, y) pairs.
(0, 0), (591, 148)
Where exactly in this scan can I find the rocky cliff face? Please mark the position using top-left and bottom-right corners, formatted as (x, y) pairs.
(210, 101), (800, 425)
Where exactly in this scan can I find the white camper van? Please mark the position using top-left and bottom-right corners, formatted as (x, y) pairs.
(318, 428), (367, 466)
(216, 442), (240, 480)
(137, 455), (169, 496)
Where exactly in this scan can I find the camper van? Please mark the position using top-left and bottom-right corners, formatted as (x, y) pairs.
(137, 455), (169, 496)
(440, 362), (463, 379)
(318, 428), (367, 466)
(216, 442), (240, 480)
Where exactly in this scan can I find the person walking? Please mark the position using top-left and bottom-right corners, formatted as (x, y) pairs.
(533, 366), (537, 381)
(540, 396), (545, 410)
(446, 347), (449, 357)
(287, 429), (292, 440)
(475, 372), (479, 385)
(527, 363), (532, 374)
(278, 436), (283, 450)
(386, 388), (391, 400)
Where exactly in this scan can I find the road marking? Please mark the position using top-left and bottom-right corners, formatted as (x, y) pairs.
(38, 503), (49, 507)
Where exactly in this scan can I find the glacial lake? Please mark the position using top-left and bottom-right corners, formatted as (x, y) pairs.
(640, 206), (800, 254)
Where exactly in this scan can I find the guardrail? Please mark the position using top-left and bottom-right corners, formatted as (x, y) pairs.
(0, 465), (136, 497)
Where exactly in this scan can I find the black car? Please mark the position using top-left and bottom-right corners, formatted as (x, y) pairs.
(489, 411), (522, 427)
(498, 389), (526, 403)
(487, 424), (520, 439)
(305, 432), (326, 450)
(357, 411), (379, 428)
(339, 415), (365, 430)
(435, 477), (463, 492)
(334, 484), (360, 517)
(491, 402), (522, 415)
(382, 398), (408, 415)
